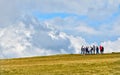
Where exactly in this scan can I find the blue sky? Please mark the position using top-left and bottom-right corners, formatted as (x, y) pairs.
(0, 0), (120, 58)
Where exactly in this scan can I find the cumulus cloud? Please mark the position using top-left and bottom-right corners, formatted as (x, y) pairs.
(68, 36), (88, 53)
(0, 15), (88, 58)
(101, 38), (120, 53)
(0, 24), (32, 58)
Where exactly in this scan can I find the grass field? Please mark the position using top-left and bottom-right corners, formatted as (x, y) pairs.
(0, 53), (120, 75)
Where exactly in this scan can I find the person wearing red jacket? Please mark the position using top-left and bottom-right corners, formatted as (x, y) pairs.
(100, 45), (102, 54)
(100, 45), (104, 54)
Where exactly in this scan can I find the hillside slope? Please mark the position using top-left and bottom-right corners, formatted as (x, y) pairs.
(0, 53), (120, 75)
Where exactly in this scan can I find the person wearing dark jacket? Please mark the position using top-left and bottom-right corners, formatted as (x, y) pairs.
(96, 46), (99, 54)
(101, 46), (104, 54)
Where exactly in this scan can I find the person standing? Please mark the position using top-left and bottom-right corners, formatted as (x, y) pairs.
(100, 45), (102, 54)
(96, 46), (99, 54)
(101, 46), (104, 54)
(90, 46), (93, 54)
(81, 45), (86, 55)
(86, 46), (89, 54)
(93, 45), (95, 54)
(88, 46), (91, 54)
(81, 45), (84, 55)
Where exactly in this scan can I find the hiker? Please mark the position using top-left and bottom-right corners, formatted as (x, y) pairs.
(101, 46), (104, 54)
(81, 45), (84, 54)
(90, 46), (93, 54)
(81, 46), (83, 54)
(83, 46), (86, 55)
(96, 46), (99, 54)
(100, 45), (103, 54)
(86, 46), (89, 54)
(88, 46), (91, 54)
(93, 45), (95, 54)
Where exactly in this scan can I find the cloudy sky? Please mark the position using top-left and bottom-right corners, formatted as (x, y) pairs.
(0, 0), (120, 58)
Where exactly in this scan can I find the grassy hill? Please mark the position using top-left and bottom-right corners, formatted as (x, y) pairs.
(0, 53), (120, 75)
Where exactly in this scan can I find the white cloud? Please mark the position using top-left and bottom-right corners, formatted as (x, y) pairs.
(0, 22), (33, 58)
(0, 16), (88, 58)
(101, 38), (120, 53)
(68, 36), (88, 54)
(75, 24), (99, 35)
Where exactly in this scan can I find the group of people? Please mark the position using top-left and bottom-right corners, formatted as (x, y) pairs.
(81, 45), (104, 55)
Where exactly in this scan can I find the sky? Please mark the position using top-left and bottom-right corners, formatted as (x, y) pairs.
(0, 0), (120, 59)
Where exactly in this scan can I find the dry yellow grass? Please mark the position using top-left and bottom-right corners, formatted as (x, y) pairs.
(0, 53), (120, 75)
